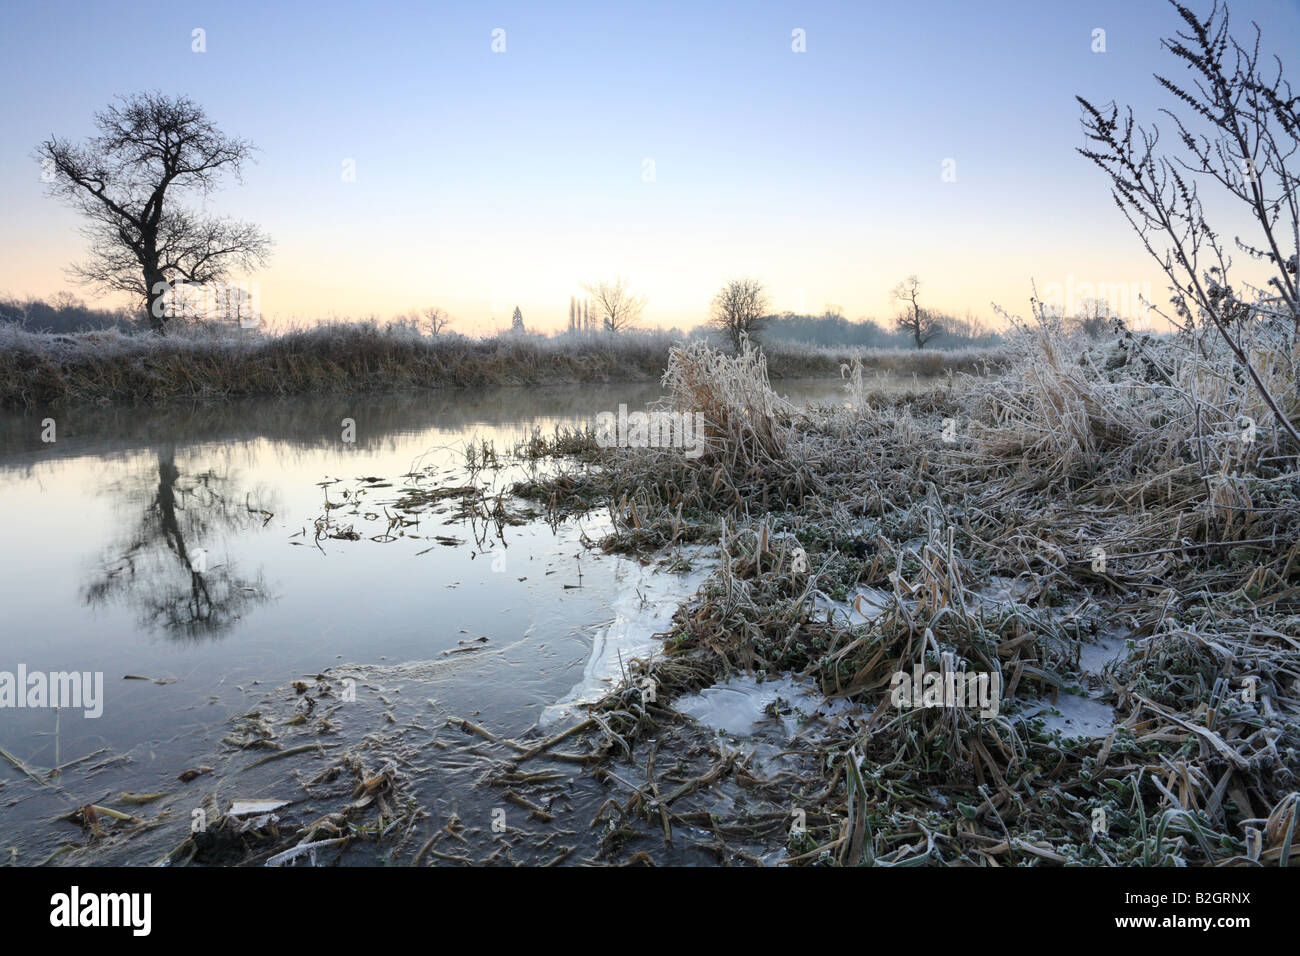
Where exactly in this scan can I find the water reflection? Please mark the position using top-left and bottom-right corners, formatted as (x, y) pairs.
(0, 383), (666, 465)
(1, 380), (847, 646)
(82, 444), (271, 641)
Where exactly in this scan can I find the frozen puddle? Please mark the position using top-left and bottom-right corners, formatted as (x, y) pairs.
(1078, 628), (1131, 676)
(674, 674), (849, 739)
(540, 550), (713, 727)
(1019, 692), (1116, 740)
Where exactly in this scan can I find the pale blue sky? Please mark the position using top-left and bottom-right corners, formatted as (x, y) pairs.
(1, 0), (1297, 331)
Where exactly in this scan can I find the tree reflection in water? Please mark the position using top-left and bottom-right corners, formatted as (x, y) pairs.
(83, 443), (273, 640)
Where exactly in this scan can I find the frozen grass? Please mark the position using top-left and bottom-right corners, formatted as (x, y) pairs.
(0, 319), (1006, 408)
(0, 321), (672, 408)
(507, 317), (1300, 866)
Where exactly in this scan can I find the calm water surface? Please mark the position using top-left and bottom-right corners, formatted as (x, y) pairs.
(0, 378), (849, 863)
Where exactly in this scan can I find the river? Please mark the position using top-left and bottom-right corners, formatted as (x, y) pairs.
(0, 378), (854, 864)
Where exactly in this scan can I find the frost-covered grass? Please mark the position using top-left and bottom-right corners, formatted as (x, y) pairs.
(0, 321), (670, 408)
(508, 321), (1300, 866)
(0, 319), (1006, 408)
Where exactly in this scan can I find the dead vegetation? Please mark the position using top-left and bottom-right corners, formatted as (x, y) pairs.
(502, 318), (1300, 866)
(0, 319), (1004, 409)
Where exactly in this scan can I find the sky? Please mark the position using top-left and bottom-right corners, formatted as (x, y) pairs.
(1, 0), (1297, 334)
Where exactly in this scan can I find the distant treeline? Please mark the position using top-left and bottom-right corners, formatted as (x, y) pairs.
(712, 310), (1005, 350)
(1, 294), (1009, 349)
(0, 294), (140, 334)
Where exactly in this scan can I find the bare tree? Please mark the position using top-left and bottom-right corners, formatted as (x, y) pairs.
(1077, 0), (1300, 445)
(945, 309), (992, 341)
(422, 307), (452, 335)
(707, 277), (771, 350)
(892, 274), (943, 348)
(37, 92), (272, 333)
(581, 277), (646, 332)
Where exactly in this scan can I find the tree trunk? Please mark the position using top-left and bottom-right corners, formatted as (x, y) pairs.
(145, 269), (168, 334)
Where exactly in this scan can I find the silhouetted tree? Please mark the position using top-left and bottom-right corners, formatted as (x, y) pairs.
(708, 277), (770, 350)
(422, 306), (452, 335)
(892, 274), (943, 348)
(37, 92), (272, 333)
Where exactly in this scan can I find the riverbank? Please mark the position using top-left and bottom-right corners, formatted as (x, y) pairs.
(494, 324), (1300, 865)
(0, 320), (1006, 409)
